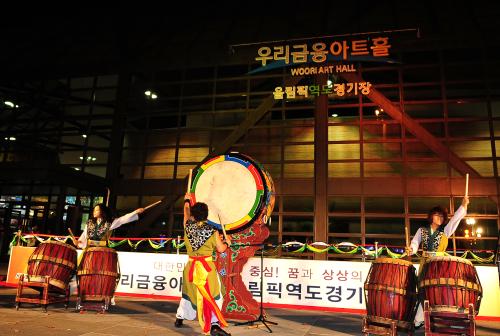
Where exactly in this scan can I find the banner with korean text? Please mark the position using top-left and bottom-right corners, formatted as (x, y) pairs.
(6, 248), (500, 318)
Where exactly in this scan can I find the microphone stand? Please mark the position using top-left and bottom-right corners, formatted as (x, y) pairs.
(234, 243), (277, 333)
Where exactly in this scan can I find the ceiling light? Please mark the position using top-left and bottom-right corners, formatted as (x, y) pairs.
(144, 90), (152, 96)
(9, 137), (16, 141)
(79, 156), (84, 160)
(4, 101), (14, 108)
(332, 113), (338, 117)
(151, 93), (158, 99)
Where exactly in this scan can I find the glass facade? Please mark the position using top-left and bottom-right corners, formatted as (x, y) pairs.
(1, 35), (499, 261)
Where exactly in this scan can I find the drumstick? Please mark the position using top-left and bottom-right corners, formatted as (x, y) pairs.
(405, 225), (409, 249)
(143, 200), (162, 211)
(67, 228), (77, 246)
(405, 225), (410, 260)
(217, 213), (229, 242)
(187, 169), (193, 194)
(465, 173), (469, 197)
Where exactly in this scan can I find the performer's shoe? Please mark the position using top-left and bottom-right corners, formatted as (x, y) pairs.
(210, 324), (231, 336)
(414, 321), (424, 330)
(174, 318), (183, 328)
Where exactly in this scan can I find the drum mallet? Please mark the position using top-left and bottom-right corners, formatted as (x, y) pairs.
(217, 213), (229, 243)
(187, 169), (193, 194)
(405, 225), (411, 260)
(67, 228), (77, 246)
(143, 200), (162, 211)
(465, 173), (469, 197)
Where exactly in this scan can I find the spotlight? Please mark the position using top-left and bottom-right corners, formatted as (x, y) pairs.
(332, 113), (338, 117)
(375, 109), (380, 116)
(466, 218), (476, 225)
(9, 137), (16, 141)
(151, 93), (158, 99)
(144, 90), (152, 96)
(4, 101), (14, 108)
(82, 134), (87, 138)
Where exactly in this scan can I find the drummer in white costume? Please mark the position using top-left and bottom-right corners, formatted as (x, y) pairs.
(406, 196), (469, 328)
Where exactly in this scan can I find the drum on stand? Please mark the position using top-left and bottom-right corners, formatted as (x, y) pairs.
(418, 255), (482, 313)
(26, 240), (77, 291)
(190, 152), (275, 320)
(76, 246), (119, 311)
(363, 257), (418, 334)
(16, 240), (77, 311)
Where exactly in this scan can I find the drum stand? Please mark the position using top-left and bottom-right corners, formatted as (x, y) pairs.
(15, 274), (70, 312)
(234, 244), (277, 333)
(423, 301), (476, 336)
(362, 316), (414, 336)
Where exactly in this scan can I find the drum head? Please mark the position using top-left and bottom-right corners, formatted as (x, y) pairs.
(191, 153), (271, 233)
(373, 257), (414, 267)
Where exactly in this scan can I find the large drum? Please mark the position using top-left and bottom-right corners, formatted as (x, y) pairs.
(192, 152), (275, 320)
(364, 258), (418, 331)
(418, 256), (482, 313)
(190, 152), (275, 233)
(77, 247), (119, 302)
(27, 240), (77, 291)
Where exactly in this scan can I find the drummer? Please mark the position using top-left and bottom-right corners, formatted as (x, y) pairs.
(406, 196), (469, 257)
(174, 193), (231, 336)
(405, 196), (469, 329)
(77, 203), (144, 249)
(76, 203), (144, 306)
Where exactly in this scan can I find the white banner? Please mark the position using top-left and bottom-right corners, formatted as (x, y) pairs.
(115, 251), (187, 297)
(9, 248), (498, 317)
(241, 257), (371, 310)
(113, 252), (500, 317)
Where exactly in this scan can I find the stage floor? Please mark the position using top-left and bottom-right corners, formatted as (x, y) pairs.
(1, 288), (499, 336)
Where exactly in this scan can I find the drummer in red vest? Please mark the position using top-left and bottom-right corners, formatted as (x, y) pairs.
(77, 204), (144, 249)
(174, 193), (231, 336)
(405, 196), (469, 328)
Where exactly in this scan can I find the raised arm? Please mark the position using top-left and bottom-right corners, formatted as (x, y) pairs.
(444, 196), (469, 237)
(109, 208), (144, 230)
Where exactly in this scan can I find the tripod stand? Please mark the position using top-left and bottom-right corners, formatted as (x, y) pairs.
(235, 244), (278, 333)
